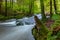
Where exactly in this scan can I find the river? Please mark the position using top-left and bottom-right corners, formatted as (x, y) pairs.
(0, 14), (50, 40)
(0, 24), (35, 40)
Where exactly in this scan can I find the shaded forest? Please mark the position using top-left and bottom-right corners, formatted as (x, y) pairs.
(0, 0), (60, 40)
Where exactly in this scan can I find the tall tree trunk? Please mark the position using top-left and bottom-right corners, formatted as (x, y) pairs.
(28, 0), (34, 17)
(5, 0), (7, 16)
(50, 0), (53, 18)
(10, 0), (13, 8)
(0, 0), (2, 15)
(53, 0), (57, 14)
(40, 0), (46, 21)
(11, 0), (13, 8)
(10, 0), (11, 8)
(10, 0), (13, 16)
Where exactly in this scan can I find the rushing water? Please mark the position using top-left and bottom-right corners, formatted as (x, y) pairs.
(0, 16), (36, 40)
(0, 14), (50, 40)
(0, 24), (35, 40)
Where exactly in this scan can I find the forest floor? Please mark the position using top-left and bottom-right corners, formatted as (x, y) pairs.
(32, 14), (60, 40)
(45, 14), (60, 40)
(46, 14), (60, 30)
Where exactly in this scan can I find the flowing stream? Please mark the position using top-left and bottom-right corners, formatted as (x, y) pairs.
(0, 16), (36, 40)
(0, 24), (35, 40)
(0, 14), (50, 40)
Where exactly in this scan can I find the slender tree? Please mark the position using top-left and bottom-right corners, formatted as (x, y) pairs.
(53, 0), (58, 14)
(10, 0), (13, 15)
(40, 0), (46, 21)
(10, 0), (13, 8)
(12, 0), (13, 8)
(50, 0), (53, 18)
(5, 0), (7, 16)
(10, 0), (11, 8)
(0, 0), (2, 15)
(28, 0), (34, 16)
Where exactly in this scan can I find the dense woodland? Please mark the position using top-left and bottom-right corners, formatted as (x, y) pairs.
(0, 0), (60, 20)
(0, 0), (60, 40)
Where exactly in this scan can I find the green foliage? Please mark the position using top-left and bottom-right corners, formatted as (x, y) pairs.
(32, 14), (60, 40)
(52, 14), (60, 20)
(32, 16), (49, 40)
